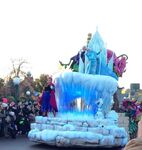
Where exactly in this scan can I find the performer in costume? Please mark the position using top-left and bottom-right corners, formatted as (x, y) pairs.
(85, 48), (102, 74)
(78, 46), (87, 73)
(41, 77), (58, 117)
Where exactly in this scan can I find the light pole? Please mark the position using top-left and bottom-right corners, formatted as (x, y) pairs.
(13, 76), (21, 103)
(26, 90), (31, 101)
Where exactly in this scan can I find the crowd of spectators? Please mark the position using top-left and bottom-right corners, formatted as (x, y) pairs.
(0, 99), (41, 139)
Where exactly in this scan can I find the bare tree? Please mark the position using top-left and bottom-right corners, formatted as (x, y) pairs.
(9, 58), (28, 78)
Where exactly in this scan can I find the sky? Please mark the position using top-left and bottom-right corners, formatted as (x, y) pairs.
(0, 0), (142, 89)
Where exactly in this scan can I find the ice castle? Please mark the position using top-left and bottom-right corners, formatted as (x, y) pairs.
(28, 29), (128, 148)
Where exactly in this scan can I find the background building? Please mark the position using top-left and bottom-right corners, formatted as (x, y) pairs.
(130, 83), (140, 98)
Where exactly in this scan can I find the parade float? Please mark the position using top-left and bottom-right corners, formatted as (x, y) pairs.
(28, 29), (128, 148)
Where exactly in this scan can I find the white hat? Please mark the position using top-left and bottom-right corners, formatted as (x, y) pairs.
(9, 111), (15, 116)
(2, 103), (8, 108)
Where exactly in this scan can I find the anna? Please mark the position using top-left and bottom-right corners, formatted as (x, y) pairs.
(41, 77), (58, 117)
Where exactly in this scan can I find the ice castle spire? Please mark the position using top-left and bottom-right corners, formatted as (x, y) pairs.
(87, 27), (105, 53)
(87, 28), (107, 74)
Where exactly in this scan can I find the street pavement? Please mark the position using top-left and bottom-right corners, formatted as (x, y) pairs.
(0, 135), (123, 150)
(0, 135), (57, 150)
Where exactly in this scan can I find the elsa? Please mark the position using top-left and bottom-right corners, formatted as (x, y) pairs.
(85, 48), (102, 74)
